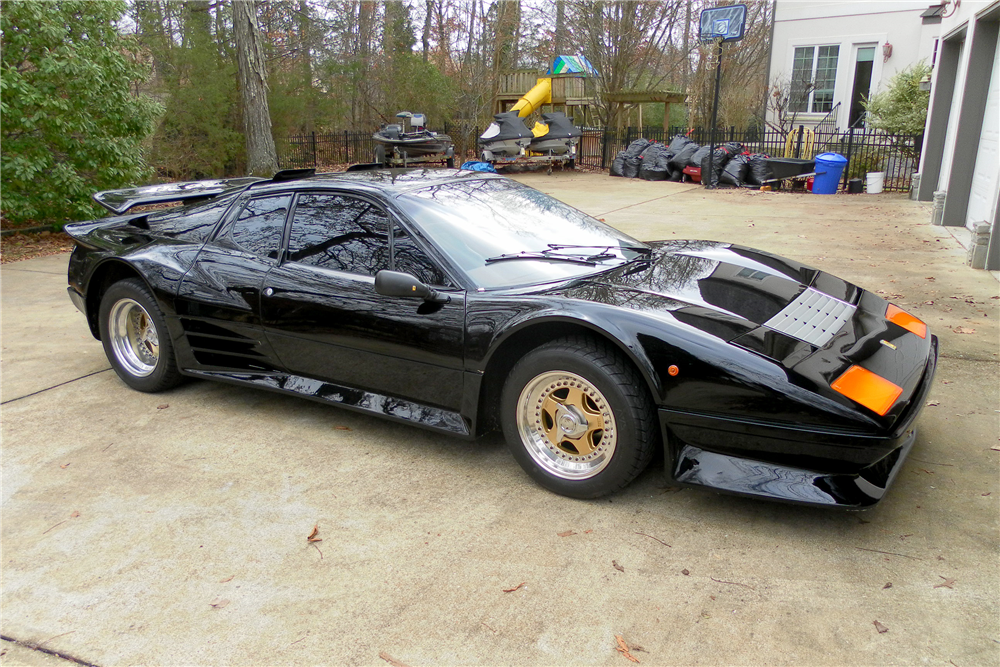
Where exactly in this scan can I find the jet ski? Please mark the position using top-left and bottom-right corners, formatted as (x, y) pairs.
(373, 112), (454, 164)
(529, 111), (582, 155)
(478, 111), (533, 161)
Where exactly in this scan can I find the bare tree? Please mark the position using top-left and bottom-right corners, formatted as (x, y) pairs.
(233, 0), (278, 176)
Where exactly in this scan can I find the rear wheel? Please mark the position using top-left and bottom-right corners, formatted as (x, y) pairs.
(500, 337), (657, 498)
(99, 278), (182, 393)
(446, 157), (455, 169)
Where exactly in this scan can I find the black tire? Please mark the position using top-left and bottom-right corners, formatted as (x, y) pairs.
(446, 157), (455, 169)
(500, 336), (657, 498)
(567, 158), (576, 170)
(98, 278), (182, 393)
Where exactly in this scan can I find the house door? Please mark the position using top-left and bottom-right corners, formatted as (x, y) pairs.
(849, 46), (877, 127)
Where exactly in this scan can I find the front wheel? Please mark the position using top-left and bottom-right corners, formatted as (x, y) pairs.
(500, 337), (657, 498)
(98, 278), (182, 393)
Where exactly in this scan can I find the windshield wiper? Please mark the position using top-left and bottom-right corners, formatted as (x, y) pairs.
(485, 251), (602, 266)
(485, 245), (622, 265)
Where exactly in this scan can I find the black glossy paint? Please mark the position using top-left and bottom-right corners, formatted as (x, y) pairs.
(65, 169), (939, 508)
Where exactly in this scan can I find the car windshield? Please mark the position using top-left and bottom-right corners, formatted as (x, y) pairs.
(396, 178), (649, 288)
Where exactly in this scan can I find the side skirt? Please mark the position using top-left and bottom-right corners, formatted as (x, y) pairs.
(184, 369), (473, 438)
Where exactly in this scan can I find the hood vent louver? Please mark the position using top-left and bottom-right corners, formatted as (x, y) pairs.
(763, 287), (855, 347)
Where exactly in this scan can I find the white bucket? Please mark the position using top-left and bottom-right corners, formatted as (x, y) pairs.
(866, 171), (884, 194)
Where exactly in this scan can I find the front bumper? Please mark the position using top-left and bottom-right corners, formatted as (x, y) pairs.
(661, 337), (937, 509)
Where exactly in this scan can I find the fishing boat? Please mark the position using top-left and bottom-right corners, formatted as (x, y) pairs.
(373, 112), (455, 166)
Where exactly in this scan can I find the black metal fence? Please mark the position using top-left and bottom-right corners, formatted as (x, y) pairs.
(280, 124), (922, 193)
(580, 125), (922, 192)
(276, 131), (379, 168)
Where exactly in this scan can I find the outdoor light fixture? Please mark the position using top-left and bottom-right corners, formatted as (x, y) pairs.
(941, 0), (961, 18)
(882, 42), (893, 62)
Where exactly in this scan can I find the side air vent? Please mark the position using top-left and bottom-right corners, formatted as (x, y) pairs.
(763, 287), (855, 347)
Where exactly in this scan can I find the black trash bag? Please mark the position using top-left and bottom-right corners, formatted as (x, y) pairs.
(746, 153), (773, 185)
(720, 154), (750, 187)
(701, 146), (737, 187)
(667, 134), (693, 153)
(688, 145), (712, 169)
(669, 143), (699, 171)
(610, 151), (627, 177)
(622, 155), (643, 178)
(623, 138), (652, 158)
(639, 143), (671, 180)
(667, 167), (684, 181)
(721, 141), (744, 155)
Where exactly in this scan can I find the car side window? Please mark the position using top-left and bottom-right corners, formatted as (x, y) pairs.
(393, 223), (450, 287)
(287, 193), (390, 276)
(231, 195), (290, 260)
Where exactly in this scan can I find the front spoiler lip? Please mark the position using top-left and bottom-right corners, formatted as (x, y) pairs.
(669, 432), (915, 509)
(68, 286), (86, 314)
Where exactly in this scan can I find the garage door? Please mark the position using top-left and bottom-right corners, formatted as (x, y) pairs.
(966, 30), (1000, 230)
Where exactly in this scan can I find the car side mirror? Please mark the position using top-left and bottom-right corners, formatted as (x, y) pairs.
(374, 270), (450, 304)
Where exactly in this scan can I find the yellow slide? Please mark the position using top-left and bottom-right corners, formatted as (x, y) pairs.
(511, 78), (552, 118)
(511, 77), (552, 138)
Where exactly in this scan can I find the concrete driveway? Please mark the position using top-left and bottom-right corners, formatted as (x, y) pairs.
(2, 174), (998, 666)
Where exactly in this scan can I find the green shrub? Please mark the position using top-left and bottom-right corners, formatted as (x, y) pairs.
(1, 1), (161, 226)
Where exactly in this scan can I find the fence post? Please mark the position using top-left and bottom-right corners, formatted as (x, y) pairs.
(343, 130), (348, 163)
(729, 126), (735, 142)
(601, 128), (609, 170)
(311, 132), (317, 168)
(795, 124), (804, 159)
(842, 126), (855, 191)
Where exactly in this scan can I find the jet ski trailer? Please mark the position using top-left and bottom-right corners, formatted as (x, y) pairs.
(479, 110), (580, 172)
(373, 112), (455, 167)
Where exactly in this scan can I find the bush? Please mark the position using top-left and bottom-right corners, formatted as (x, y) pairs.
(1, 1), (161, 227)
(863, 61), (932, 136)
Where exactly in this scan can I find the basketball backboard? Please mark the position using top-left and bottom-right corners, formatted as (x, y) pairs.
(699, 4), (748, 42)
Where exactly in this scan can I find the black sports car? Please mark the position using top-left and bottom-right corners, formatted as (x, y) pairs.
(66, 168), (937, 507)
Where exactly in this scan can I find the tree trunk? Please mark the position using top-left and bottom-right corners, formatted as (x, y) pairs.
(422, 0), (432, 63)
(233, 0), (278, 176)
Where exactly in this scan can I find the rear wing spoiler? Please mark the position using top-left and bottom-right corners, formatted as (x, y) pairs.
(90, 170), (319, 214)
(92, 177), (264, 214)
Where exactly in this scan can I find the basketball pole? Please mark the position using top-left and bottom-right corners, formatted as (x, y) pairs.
(706, 36), (724, 189)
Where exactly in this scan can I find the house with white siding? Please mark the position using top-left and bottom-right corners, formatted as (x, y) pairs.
(766, 1), (941, 130)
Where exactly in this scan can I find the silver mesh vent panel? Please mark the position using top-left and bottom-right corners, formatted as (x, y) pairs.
(763, 288), (855, 347)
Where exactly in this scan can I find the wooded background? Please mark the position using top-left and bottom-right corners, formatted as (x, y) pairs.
(1, 0), (773, 225)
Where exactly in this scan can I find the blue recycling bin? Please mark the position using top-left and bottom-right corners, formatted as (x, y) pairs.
(813, 152), (848, 194)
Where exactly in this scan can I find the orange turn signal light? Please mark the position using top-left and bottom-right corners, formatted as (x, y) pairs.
(831, 365), (903, 416)
(886, 304), (927, 338)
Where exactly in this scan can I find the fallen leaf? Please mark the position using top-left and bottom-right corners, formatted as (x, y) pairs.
(219, 575), (234, 583)
(952, 326), (976, 334)
(747, 223), (754, 227)
(584, 529), (593, 534)
(934, 576), (956, 589)
(992, 445), (1000, 452)
(925, 277), (935, 281)
(882, 582), (892, 589)
(307, 524), (322, 543)
(334, 426), (351, 431)
(60, 463), (71, 469)
(379, 652), (410, 667)
(612, 560), (625, 572)
(615, 635), (640, 663)
(209, 597), (230, 609)
(981, 492), (991, 496)
(925, 400), (940, 407)
(70, 511), (80, 518)
(681, 569), (690, 576)
(157, 404), (170, 410)
(557, 530), (576, 537)
(873, 620), (888, 634)
(502, 582), (526, 593)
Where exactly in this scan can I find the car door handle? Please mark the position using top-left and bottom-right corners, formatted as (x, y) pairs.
(263, 287), (274, 297)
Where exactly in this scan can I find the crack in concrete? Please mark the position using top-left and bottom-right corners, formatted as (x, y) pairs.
(0, 267), (67, 276)
(1, 635), (101, 667)
(595, 186), (701, 217)
(1, 368), (111, 405)
(939, 353), (1000, 363)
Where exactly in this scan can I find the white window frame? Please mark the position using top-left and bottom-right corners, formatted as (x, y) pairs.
(789, 44), (840, 114)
